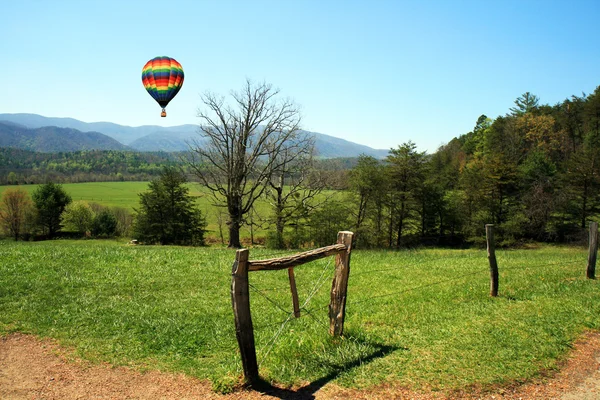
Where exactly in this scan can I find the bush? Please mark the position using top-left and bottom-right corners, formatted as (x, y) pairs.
(91, 210), (117, 238)
(61, 201), (94, 236)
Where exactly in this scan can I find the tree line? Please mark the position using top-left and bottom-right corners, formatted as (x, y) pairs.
(0, 149), (177, 184)
(0, 182), (131, 241)
(0, 167), (207, 245)
(181, 80), (600, 249)
(342, 87), (600, 248)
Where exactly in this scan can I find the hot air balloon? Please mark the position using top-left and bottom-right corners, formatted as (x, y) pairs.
(142, 56), (184, 117)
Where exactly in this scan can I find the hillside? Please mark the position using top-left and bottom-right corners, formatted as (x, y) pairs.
(0, 113), (389, 158)
(0, 122), (130, 152)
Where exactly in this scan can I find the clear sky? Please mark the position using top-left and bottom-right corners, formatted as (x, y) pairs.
(2, 0), (599, 152)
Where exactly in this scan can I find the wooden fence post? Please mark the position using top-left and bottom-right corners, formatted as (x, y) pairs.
(231, 249), (258, 384)
(486, 224), (499, 297)
(587, 221), (598, 279)
(329, 231), (354, 336)
(288, 267), (301, 318)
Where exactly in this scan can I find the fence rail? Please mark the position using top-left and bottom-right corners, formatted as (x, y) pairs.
(231, 231), (353, 385)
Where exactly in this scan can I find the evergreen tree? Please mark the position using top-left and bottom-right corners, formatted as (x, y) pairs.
(32, 182), (72, 238)
(134, 167), (206, 245)
(91, 210), (118, 238)
(386, 142), (426, 247)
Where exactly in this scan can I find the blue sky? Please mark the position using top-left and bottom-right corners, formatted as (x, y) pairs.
(2, 0), (599, 152)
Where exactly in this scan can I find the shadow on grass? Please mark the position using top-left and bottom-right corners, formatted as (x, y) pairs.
(250, 338), (404, 400)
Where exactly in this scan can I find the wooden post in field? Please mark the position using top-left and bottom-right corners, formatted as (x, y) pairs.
(486, 224), (499, 297)
(587, 221), (598, 279)
(329, 231), (354, 336)
(231, 249), (258, 384)
(288, 268), (301, 318)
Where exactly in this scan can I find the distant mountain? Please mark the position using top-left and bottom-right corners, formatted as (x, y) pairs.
(0, 113), (389, 158)
(129, 129), (390, 158)
(309, 131), (389, 158)
(0, 122), (130, 152)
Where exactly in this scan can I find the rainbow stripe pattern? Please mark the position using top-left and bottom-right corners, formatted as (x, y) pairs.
(142, 56), (184, 110)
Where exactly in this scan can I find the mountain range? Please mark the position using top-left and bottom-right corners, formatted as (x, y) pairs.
(0, 113), (389, 158)
(0, 121), (129, 152)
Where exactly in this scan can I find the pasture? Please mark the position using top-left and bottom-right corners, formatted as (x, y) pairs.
(0, 182), (282, 241)
(0, 240), (597, 393)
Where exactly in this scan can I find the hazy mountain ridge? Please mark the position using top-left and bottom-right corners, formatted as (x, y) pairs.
(0, 122), (130, 152)
(0, 113), (389, 158)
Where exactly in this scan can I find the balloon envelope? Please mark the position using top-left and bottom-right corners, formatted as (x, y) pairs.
(142, 56), (184, 113)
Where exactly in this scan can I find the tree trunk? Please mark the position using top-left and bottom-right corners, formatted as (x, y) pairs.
(356, 194), (367, 230)
(229, 221), (242, 248)
(275, 186), (285, 249)
(421, 194), (426, 238)
(228, 195), (243, 248)
(387, 206), (394, 248)
(581, 180), (588, 229)
(274, 216), (285, 249)
(396, 201), (405, 248)
(375, 202), (382, 238)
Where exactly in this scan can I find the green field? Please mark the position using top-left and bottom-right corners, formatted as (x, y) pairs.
(0, 182), (150, 209)
(0, 240), (597, 393)
(0, 182), (279, 242)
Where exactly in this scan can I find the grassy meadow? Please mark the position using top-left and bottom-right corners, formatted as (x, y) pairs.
(0, 181), (284, 242)
(0, 240), (597, 393)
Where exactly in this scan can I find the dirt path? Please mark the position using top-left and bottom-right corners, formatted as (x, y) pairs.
(1, 332), (599, 399)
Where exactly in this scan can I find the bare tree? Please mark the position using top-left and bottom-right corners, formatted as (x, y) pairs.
(265, 145), (326, 249)
(0, 188), (34, 240)
(185, 80), (304, 248)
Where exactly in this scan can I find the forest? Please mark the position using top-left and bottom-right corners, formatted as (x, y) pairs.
(345, 87), (600, 248)
(0, 149), (178, 184)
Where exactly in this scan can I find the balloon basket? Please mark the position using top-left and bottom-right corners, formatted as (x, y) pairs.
(161, 109), (167, 117)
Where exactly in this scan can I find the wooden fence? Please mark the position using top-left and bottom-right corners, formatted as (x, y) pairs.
(231, 231), (354, 384)
(485, 222), (598, 297)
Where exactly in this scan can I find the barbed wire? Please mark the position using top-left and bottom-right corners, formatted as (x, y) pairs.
(496, 259), (582, 272)
(249, 282), (294, 317)
(257, 312), (296, 367)
(325, 268), (490, 310)
(254, 257), (333, 365)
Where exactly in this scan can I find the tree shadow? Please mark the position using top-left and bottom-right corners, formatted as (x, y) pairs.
(249, 339), (405, 400)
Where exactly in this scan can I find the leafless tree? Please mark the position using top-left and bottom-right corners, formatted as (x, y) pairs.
(0, 188), (34, 240)
(185, 80), (306, 248)
(265, 145), (326, 249)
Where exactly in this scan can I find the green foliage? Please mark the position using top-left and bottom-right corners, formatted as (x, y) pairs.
(0, 148), (176, 184)
(31, 182), (72, 238)
(134, 167), (206, 246)
(91, 210), (117, 238)
(0, 241), (596, 392)
(307, 200), (353, 247)
(510, 92), (540, 115)
(61, 201), (94, 236)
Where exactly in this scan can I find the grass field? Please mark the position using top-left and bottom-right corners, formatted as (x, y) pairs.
(0, 240), (597, 393)
(0, 182), (282, 242)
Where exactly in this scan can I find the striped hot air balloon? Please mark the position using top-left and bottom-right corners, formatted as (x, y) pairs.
(142, 56), (184, 117)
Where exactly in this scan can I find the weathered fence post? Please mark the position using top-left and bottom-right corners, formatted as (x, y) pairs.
(329, 231), (354, 336)
(486, 224), (499, 297)
(288, 267), (301, 318)
(231, 249), (258, 384)
(587, 221), (598, 279)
